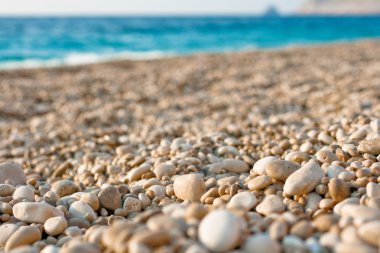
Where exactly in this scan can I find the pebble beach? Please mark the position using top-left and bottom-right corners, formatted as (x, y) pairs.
(0, 40), (380, 252)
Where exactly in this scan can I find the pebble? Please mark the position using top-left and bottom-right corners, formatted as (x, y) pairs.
(130, 230), (171, 248)
(69, 201), (97, 221)
(5, 226), (42, 252)
(340, 204), (380, 224)
(0, 162), (27, 186)
(13, 185), (35, 202)
(290, 220), (313, 239)
(198, 209), (244, 252)
(328, 178), (350, 202)
(127, 164), (152, 182)
(357, 221), (380, 247)
(227, 192), (257, 211)
(98, 186), (121, 211)
(265, 160), (300, 181)
(0, 223), (19, 247)
(222, 159), (250, 173)
(284, 161), (324, 196)
(0, 184), (16, 197)
(173, 174), (206, 202)
(252, 156), (278, 175)
(154, 163), (176, 179)
(52, 180), (78, 197)
(44, 216), (68, 236)
(335, 243), (377, 253)
(123, 197), (142, 213)
(247, 175), (272, 191)
(316, 150), (338, 164)
(256, 195), (285, 216)
(366, 182), (380, 198)
(243, 234), (281, 253)
(13, 202), (64, 223)
(358, 138), (380, 155)
(282, 235), (309, 253)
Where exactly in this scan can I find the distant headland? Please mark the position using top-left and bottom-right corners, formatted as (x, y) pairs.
(298, 0), (380, 15)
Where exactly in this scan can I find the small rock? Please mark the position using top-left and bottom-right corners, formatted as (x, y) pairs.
(290, 220), (313, 239)
(0, 184), (16, 197)
(247, 175), (272, 191)
(335, 243), (377, 253)
(266, 160), (300, 181)
(123, 197), (142, 213)
(198, 209), (244, 252)
(44, 216), (68, 236)
(340, 204), (380, 224)
(98, 186), (121, 211)
(243, 234), (281, 253)
(0, 162), (27, 186)
(13, 202), (64, 224)
(0, 224), (19, 247)
(366, 182), (380, 198)
(52, 180), (77, 197)
(127, 164), (152, 182)
(284, 161), (324, 196)
(154, 163), (176, 179)
(222, 159), (249, 173)
(358, 138), (380, 155)
(357, 221), (380, 247)
(318, 132), (334, 145)
(328, 178), (350, 202)
(252, 157), (277, 175)
(227, 192), (257, 211)
(5, 226), (42, 252)
(316, 150), (338, 164)
(69, 201), (97, 222)
(130, 230), (171, 248)
(333, 197), (360, 215)
(256, 195), (285, 216)
(173, 174), (206, 202)
(12, 185), (35, 202)
(282, 235), (309, 253)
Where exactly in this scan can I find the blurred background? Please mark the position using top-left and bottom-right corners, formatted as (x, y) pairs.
(0, 0), (380, 69)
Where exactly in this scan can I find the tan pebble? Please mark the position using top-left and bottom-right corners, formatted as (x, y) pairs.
(326, 165), (345, 178)
(13, 185), (35, 202)
(247, 175), (272, 191)
(366, 182), (380, 198)
(13, 202), (64, 223)
(335, 243), (377, 253)
(285, 151), (309, 164)
(128, 242), (151, 253)
(185, 244), (208, 253)
(199, 209), (245, 252)
(328, 178), (350, 202)
(290, 220), (313, 239)
(147, 214), (183, 233)
(320, 232), (339, 248)
(52, 180), (77, 197)
(284, 161), (324, 196)
(0, 184), (16, 197)
(217, 176), (239, 186)
(333, 197), (360, 215)
(313, 214), (338, 232)
(123, 197), (142, 213)
(252, 157), (278, 175)
(69, 201), (97, 222)
(98, 186), (121, 211)
(358, 138), (380, 155)
(0, 162), (27, 186)
(138, 193), (151, 209)
(5, 226), (42, 252)
(316, 150), (338, 164)
(256, 195), (285, 216)
(44, 216), (68, 236)
(318, 132), (334, 145)
(306, 192), (322, 213)
(227, 191), (257, 211)
(341, 226), (363, 244)
(127, 164), (152, 182)
(8, 246), (39, 253)
(80, 192), (99, 211)
(269, 220), (288, 240)
(64, 226), (82, 237)
(243, 233), (281, 253)
(340, 204), (380, 224)
(173, 174), (206, 202)
(154, 163), (176, 179)
(222, 159), (249, 173)
(147, 185), (166, 200)
(185, 203), (208, 220)
(61, 243), (101, 253)
(0, 223), (19, 247)
(357, 221), (380, 247)
(41, 245), (60, 253)
(130, 229), (171, 248)
(116, 145), (133, 156)
(266, 160), (300, 181)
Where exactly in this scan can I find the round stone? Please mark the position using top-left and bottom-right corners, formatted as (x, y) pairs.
(198, 209), (244, 252)
(98, 186), (121, 211)
(228, 192), (257, 211)
(69, 201), (97, 222)
(0, 162), (27, 186)
(13, 202), (64, 224)
(12, 185), (35, 202)
(256, 195), (285, 216)
(252, 157), (277, 175)
(44, 216), (68, 236)
(173, 174), (206, 202)
(266, 160), (300, 181)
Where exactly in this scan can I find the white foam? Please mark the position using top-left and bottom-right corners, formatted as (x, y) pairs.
(0, 50), (172, 70)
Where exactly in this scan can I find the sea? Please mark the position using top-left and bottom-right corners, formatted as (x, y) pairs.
(1, 16), (380, 69)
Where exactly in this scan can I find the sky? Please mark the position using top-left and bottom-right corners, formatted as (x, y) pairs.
(0, 0), (305, 16)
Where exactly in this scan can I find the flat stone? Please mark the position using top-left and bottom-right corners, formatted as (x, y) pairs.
(256, 195), (285, 216)
(69, 201), (97, 222)
(44, 216), (68, 236)
(266, 160), (300, 181)
(13, 202), (64, 224)
(227, 192), (257, 211)
(222, 159), (250, 173)
(252, 157), (277, 175)
(358, 138), (380, 155)
(5, 226), (42, 252)
(52, 180), (78, 197)
(247, 175), (272, 191)
(284, 162), (324, 196)
(13, 185), (35, 202)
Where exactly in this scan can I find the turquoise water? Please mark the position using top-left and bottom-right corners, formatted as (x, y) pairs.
(1, 16), (380, 68)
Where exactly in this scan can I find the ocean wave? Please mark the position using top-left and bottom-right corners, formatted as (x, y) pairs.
(0, 50), (173, 70)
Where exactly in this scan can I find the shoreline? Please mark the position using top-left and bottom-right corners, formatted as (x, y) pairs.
(1, 38), (379, 72)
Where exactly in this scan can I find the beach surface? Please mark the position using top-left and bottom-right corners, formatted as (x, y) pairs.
(1, 40), (380, 252)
